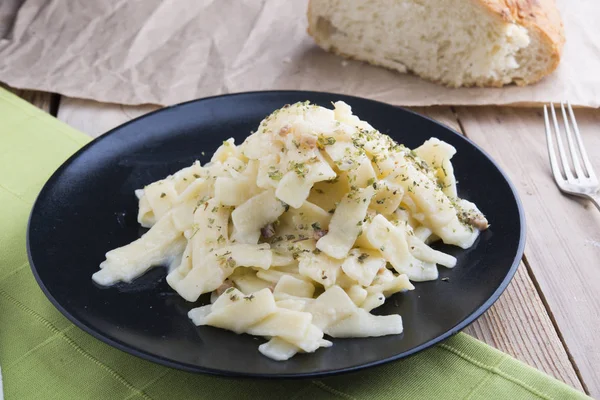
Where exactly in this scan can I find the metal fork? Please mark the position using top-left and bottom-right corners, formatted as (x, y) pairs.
(544, 102), (599, 211)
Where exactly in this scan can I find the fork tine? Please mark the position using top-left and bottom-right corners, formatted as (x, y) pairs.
(550, 103), (575, 181)
(560, 102), (585, 179)
(544, 105), (563, 184)
(567, 102), (597, 181)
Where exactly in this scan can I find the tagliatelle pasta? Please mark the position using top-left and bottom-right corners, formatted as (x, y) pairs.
(92, 100), (489, 360)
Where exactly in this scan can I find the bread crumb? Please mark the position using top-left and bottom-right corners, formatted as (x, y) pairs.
(341, 60), (349, 67)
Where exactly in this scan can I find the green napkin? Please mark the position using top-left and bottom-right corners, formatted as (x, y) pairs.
(0, 87), (589, 400)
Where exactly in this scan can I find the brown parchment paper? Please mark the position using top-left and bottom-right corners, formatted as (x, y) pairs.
(0, 0), (598, 107)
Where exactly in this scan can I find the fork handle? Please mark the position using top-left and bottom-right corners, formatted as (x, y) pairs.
(586, 192), (600, 212)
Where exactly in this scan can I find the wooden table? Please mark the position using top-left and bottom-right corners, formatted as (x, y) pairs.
(6, 86), (600, 398)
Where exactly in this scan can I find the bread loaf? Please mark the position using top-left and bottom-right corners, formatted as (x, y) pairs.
(307, 0), (565, 87)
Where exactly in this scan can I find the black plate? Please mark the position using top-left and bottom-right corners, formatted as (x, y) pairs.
(27, 91), (525, 378)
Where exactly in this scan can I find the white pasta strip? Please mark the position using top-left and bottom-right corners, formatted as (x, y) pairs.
(92, 213), (186, 286)
(248, 308), (313, 344)
(298, 252), (341, 289)
(367, 274), (415, 297)
(231, 190), (286, 244)
(335, 269), (358, 289)
(346, 285), (368, 306)
(333, 101), (373, 131)
(143, 180), (178, 223)
(256, 268), (305, 285)
(256, 155), (280, 189)
(392, 158), (480, 248)
(276, 298), (314, 312)
(324, 141), (362, 171)
(347, 158), (377, 188)
(275, 172), (312, 209)
(316, 186), (375, 259)
(136, 192), (156, 228)
(274, 275), (315, 299)
(327, 308), (403, 338)
(166, 199), (232, 299)
(258, 335), (333, 361)
(136, 162), (205, 227)
(271, 252), (295, 267)
(305, 286), (406, 338)
(413, 226), (433, 242)
(214, 176), (259, 206)
(414, 138), (457, 198)
(370, 180), (404, 216)
(307, 177), (349, 212)
(407, 234), (457, 268)
(169, 199), (200, 233)
(230, 270), (273, 295)
(372, 267), (395, 285)
(361, 293), (386, 312)
(289, 201), (331, 231)
(275, 159), (336, 209)
(189, 288), (277, 333)
(169, 180), (213, 232)
(189, 198), (230, 245)
(436, 219), (480, 249)
(189, 288), (329, 354)
(211, 139), (238, 163)
(223, 157), (247, 177)
(366, 214), (438, 282)
(341, 248), (385, 287)
(258, 338), (301, 361)
(171, 161), (204, 194)
(242, 133), (275, 160)
(169, 243), (271, 302)
(305, 286), (357, 331)
(394, 158), (456, 227)
(176, 177), (211, 204)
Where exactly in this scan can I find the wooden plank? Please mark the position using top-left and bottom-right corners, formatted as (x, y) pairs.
(408, 106), (462, 133)
(456, 106), (599, 397)
(1, 84), (55, 114)
(57, 98), (584, 391)
(463, 263), (583, 389)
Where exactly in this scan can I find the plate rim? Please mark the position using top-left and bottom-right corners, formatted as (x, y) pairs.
(26, 90), (526, 378)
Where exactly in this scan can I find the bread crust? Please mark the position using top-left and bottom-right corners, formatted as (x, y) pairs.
(477, 0), (565, 84)
(307, 0), (565, 87)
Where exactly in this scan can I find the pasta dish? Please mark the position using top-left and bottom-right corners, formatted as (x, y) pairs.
(92, 101), (488, 361)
